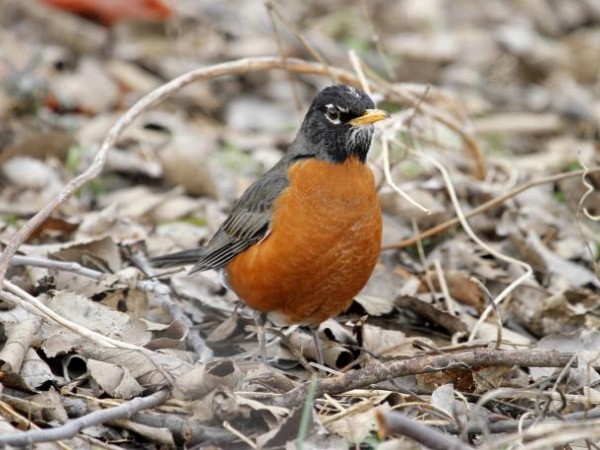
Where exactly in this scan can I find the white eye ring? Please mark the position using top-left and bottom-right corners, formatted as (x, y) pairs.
(325, 105), (341, 124)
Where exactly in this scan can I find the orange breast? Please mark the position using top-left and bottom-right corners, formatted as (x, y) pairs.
(225, 157), (382, 325)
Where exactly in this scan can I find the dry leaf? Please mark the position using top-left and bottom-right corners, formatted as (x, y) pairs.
(87, 358), (144, 399)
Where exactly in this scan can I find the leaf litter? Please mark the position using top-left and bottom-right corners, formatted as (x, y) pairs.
(0, 0), (599, 449)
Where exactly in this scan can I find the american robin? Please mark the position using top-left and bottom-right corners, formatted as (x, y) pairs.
(153, 84), (389, 364)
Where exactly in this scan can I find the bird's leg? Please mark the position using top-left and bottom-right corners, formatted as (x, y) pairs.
(253, 311), (268, 366)
(311, 326), (325, 368)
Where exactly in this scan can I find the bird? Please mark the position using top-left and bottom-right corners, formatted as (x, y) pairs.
(152, 84), (389, 365)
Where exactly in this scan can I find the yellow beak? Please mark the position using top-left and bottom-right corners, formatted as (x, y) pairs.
(348, 108), (390, 127)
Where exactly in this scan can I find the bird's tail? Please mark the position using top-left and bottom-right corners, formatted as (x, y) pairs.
(151, 248), (206, 268)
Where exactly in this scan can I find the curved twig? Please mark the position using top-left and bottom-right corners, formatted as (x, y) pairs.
(0, 56), (482, 284)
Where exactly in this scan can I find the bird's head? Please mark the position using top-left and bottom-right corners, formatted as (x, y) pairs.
(293, 85), (389, 163)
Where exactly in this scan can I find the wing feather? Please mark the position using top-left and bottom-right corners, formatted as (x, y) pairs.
(152, 159), (292, 272)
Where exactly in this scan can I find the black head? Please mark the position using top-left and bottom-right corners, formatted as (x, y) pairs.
(291, 85), (389, 163)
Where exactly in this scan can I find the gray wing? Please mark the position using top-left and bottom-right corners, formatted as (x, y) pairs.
(152, 158), (292, 273)
(190, 166), (290, 272)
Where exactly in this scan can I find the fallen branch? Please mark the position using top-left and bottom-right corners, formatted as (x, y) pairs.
(445, 405), (600, 435)
(132, 411), (233, 446)
(0, 389), (170, 446)
(274, 349), (573, 408)
(375, 408), (474, 450)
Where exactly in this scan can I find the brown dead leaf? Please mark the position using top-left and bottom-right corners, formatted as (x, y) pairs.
(472, 365), (513, 394)
(81, 347), (192, 389)
(143, 319), (188, 350)
(50, 57), (119, 113)
(0, 317), (40, 373)
(157, 120), (219, 197)
(87, 358), (144, 399)
(175, 360), (242, 400)
(0, 118), (74, 165)
(48, 291), (151, 346)
(286, 329), (356, 369)
(206, 310), (243, 343)
(415, 368), (475, 393)
(40, 328), (83, 358)
(76, 204), (148, 243)
(353, 294), (396, 317)
(18, 348), (58, 390)
(395, 296), (468, 335)
(51, 235), (121, 273)
(422, 270), (485, 312)
(362, 324), (413, 358)
(28, 216), (79, 240)
(24, 389), (69, 423)
(258, 405), (315, 449)
(325, 405), (379, 444)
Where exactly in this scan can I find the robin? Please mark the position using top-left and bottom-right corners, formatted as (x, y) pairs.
(153, 84), (389, 365)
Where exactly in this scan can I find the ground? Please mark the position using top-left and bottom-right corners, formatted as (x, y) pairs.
(0, 0), (599, 449)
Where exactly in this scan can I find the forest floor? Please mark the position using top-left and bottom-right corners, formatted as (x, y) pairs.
(0, 0), (599, 448)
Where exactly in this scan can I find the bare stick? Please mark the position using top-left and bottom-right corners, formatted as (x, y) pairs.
(349, 49), (371, 95)
(1, 280), (147, 351)
(444, 406), (600, 435)
(0, 390), (169, 446)
(579, 157), (600, 221)
(266, 0), (337, 82)
(274, 349), (572, 408)
(358, 0), (396, 81)
(376, 408), (474, 450)
(414, 151), (533, 341)
(0, 401), (71, 450)
(380, 133), (430, 213)
(9, 255), (212, 360)
(263, 0), (303, 114)
(10, 255), (104, 280)
(372, 76), (486, 180)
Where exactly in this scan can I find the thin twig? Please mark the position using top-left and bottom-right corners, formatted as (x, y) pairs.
(358, 0), (396, 81)
(0, 390), (170, 446)
(576, 154), (600, 282)
(264, 0), (303, 114)
(295, 375), (318, 450)
(266, 0), (337, 82)
(469, 277), (503, 349)
(349, 50), (371, 95)
(433, 259), (455, 316)
(444, 406), (600, 435)
(10, 255), (104, 280)
(0, 401), (72, 450)
(380, 80), (486, 180)
(376, 408), (474, 450)
(1, 280), (147, 351)
(383, 167), (600, 250)
(381, 134), (430, 213)
(412, 150), (533, 341)
(223, 421), (257, 449)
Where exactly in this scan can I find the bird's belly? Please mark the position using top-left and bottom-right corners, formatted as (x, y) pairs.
(225, 158), (382, 325)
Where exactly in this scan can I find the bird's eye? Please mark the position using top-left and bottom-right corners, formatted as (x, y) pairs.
(325, 106), (340, 123)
